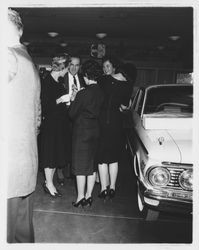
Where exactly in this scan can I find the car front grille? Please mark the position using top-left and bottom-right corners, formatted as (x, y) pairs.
(166, 168), (184, 189)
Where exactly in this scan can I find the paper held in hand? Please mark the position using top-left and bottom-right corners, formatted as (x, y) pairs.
(60, 94), (70, 103)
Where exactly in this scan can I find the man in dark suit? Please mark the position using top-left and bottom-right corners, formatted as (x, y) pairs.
(63, 55), (86, 95)
(56, 55), (86, 182)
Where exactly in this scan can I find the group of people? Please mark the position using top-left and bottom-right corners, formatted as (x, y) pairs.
(6, 8), (136, 243)
(39, 53), (136, 208)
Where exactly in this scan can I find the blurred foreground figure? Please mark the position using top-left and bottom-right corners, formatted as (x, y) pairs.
(6, 9), (41, 243)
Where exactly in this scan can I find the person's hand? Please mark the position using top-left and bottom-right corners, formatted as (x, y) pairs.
(70, 84), (78, 102)
(119, 104), (129, 112)
(56, 94), (70, 104)
(70, 89), (78, 102)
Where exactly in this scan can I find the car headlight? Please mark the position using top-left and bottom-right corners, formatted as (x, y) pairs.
(179, 169), (193, 191)
(148, 167), (170, 187)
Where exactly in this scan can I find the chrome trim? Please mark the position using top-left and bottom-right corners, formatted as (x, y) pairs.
(167, 168), (184, 189)
(162, 161), (192, 167)
(145, 190), (192, 203)
(146, 166), (193, 191)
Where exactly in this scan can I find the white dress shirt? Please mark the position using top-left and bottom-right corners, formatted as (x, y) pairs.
(68, 72), (81, 96)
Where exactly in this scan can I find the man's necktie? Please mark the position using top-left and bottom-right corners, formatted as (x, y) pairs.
(73, 76), (77, 86)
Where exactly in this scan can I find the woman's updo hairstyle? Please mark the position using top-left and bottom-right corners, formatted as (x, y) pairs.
(81, 60), (103, 81)
(51, 53), (71, 72)
(102, 55), (120, 69)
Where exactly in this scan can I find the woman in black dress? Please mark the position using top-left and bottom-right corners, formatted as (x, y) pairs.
(97, 56), (132, 200)
(69, 60), (104, 207)
(40, 54), (71, 197)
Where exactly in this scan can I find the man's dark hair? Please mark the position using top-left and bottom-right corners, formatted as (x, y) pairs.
(82, 60), (103, 81)
(70, 54), (81, 64)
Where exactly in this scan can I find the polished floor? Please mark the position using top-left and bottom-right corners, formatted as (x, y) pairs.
(33, 150), (192, 243)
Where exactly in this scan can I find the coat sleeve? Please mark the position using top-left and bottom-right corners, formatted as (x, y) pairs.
(8, 48), (17, 82)
(40, 76), (56, 118)
(121, 83), (132, 106)
(35, 74), (41, 131)
(69, 89), (85, 120)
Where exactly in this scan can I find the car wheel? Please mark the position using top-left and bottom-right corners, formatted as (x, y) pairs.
(137, 189), (159, 221)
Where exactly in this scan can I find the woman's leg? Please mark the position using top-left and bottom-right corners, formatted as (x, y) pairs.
(95, 171), (100, 183)
(109, 162), (118, 190)
(44, 167), (57, 195)
(85, 172), (96, 199)
(52, 168), (56, 179)
(76, 175), (86, 202)
(57, 168), (64, 179)
(98, 163), (109, 191)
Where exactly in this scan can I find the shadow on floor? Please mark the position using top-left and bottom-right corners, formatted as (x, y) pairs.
(33, 150), (192, 243)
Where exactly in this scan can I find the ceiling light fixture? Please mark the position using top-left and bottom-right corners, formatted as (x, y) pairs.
(60, 42), (67, 47)
(157, 46), (164, 50)
(169, 35), (180, 41)
(96, 33), (107, 39)
(23, 41), (30, 46)
(48, 32), (59, 37)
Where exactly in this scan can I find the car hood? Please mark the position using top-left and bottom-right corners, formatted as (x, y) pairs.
(147, 129), (192, 164)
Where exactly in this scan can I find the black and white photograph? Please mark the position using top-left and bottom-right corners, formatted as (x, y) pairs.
(1, 0), (199, 248)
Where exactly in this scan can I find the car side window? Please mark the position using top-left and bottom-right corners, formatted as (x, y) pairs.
(137, 91), (145, 115)
(134, 90), (145, 116)
(131, 90), (140, 110)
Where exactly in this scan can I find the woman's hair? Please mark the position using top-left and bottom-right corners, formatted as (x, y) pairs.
(51, 53), (71, 71)
(102, 55), (120, 69)
(121, 63), (137, 83)
(116, 63), (137, 84)
(81, 60), (103, 81)
(8, 8), (23, 34)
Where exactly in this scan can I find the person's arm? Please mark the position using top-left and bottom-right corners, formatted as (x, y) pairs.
(8, 48), (17, 82)
(119, 83), (132, 112)
(69, 89), (85, 120)
(40, 76), (58, 117)
(35, 74), (41, 134)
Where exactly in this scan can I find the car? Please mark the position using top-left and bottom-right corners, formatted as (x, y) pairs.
(126, 84), (193, 221)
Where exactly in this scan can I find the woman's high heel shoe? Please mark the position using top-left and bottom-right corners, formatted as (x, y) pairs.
(85, 197), (93, 207)
(57, 176), (65, 186)
(55, 189), (62, 197)
(43, 183), (58, 198)
(108, 189), (115, 199)
(72, 198), (87, 208)
(98, 189), (108, 200)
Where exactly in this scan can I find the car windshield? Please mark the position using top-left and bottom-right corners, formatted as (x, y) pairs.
(144, 85), (193, 115)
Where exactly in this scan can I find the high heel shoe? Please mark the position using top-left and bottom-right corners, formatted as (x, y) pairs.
(108, 189), (115, 199)
(55, 189), (62, 197)
(85, 197), (93, 207)
(98, 189), (108, 200)
(72, 198), (87, 208)
(57, 176), (65, 186)
(42, 183), (58, 198)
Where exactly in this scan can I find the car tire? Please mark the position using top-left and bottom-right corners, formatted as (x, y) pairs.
(137, 188), (159, 221)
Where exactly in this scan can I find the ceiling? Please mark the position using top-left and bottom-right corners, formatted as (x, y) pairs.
(14, 7), (193, 68)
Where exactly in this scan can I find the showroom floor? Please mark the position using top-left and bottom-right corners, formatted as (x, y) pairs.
(33, 150), (192, 243)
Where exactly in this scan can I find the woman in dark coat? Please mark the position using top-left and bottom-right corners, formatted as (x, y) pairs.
(69, 60), (104, 207)
(40, 54), (71, 197)
(97, 56), (132, 200)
